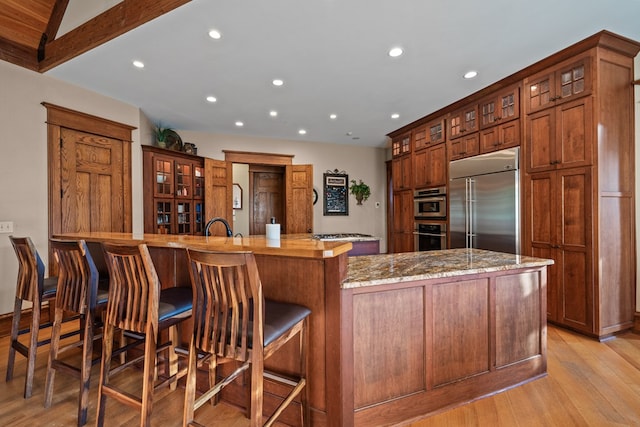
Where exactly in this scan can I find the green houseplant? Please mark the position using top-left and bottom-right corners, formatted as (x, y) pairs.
(349, 179), (371, 205)
(153, 123), (174, 148)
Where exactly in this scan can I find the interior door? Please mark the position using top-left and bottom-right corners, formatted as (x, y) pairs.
(250, 166), (284, 235)
(285, 164), (313, 233)
(58, 128), (127, 233)
(46, 104), (133, 240)
(204, 158), (232, 236)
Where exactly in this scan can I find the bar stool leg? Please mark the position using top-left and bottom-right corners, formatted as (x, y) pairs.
(96, 323), (115, 427)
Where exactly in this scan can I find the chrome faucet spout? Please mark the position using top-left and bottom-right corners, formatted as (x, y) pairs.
(204, 217), (233, 237)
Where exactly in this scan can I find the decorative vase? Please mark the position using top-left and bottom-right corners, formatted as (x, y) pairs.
(356, 194), (363, 205)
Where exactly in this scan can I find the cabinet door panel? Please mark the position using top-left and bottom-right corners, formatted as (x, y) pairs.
(559, 250), (591, 330)
(526, 173), (553, 246)
(526, 109), (555, 172)
(557, 168), (592, 332)
(413, 150), (427, 188)
(525, 72), (554, 114)
(557, 97), (593, 169)
(427, 144), (447, 187)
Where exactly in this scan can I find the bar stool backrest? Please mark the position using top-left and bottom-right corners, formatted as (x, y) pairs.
(187, 250), (264, 363)
(50, 239), (100, 314)
(10, 236), (46, 302)
(101, 243), (160, 335)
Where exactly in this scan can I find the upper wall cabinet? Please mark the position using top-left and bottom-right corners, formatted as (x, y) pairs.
(524, 53), (592, 114)
(479, 85), (520, 129)
(391, 132), (411, 158)
(447, 104), (478, 140)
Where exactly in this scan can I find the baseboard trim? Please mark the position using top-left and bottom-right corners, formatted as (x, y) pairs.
(634, 312), (640, 334)
(0, 304), (52, 339)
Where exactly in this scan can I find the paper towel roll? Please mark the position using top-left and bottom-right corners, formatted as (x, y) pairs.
(266, 223), (280, 240)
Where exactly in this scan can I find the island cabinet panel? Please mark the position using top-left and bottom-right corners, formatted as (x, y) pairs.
(495, 271), (543, 367)
(431, 279), (489, 386)
(352, 287), (425, 408)
(346, 267), (547, 427)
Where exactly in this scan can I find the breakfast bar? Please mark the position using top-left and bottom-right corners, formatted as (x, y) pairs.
(54, 232), (552, 426)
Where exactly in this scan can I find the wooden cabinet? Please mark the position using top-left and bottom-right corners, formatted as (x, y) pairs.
(414, 117), (446, 150)
(392, 155), (412, 191)
(522, 36), (637, 338)
(525, 97), (593, 173)
(447, 104), (478, 140)
(414, 143), (446, 188)
(478, 85), (521, 154)
(479, 119), (520, 153)
(391, 190), (414, 253)
(479, 85), (520, 129)
(142, 145), (205, 235)
(391, 132), (411, 157)
(525, 168), (592, 332)
(524, 53), (591, 114)
(448, 132), (479, 161)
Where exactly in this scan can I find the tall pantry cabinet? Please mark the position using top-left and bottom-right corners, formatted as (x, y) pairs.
(523, 33), (638, 338)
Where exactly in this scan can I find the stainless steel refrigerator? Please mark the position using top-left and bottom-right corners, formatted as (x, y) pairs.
(449, 147), (520, 254)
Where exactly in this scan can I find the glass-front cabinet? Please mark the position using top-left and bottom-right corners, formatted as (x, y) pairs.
(143, 145), (206, 235)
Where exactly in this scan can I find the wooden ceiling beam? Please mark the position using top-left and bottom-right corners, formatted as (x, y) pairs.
(45, 0), (70, 41)
(38, 0), (191, 72)
(0, 35), (38, 71)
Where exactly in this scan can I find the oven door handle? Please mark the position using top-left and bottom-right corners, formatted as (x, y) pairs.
(415, 197), (446, 202)
(413, 232), (447, 237)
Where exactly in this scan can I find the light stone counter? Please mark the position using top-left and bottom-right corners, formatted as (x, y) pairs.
(344, 248), (554, 289)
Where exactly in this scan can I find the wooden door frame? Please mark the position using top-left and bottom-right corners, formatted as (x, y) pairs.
(44, 102), (135, 240)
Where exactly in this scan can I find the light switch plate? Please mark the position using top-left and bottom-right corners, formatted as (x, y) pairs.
(0, 221), (14, 233)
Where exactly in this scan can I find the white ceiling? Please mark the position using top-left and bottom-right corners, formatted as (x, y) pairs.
(46, 0), (640, 148)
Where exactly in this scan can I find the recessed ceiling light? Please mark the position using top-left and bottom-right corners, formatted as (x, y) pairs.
(388, 47), (404, 57)
(235, 121), (244, 127)
(329, 114), (337, 120)
(464, 70), (478, 79)
(270, 110), (278, 117)
(391, 113), (400, 119)
(132, 60), (144, 68)
(206, 96), (217, 103)
(298, 129), (307, 135)
(208, 29), (221, 39)
(272, 79), (284, 86)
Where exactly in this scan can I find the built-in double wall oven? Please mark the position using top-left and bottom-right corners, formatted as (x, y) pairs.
(413, 186), (447, 251)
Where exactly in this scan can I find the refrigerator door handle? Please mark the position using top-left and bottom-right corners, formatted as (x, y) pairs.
(468, 178), (476, 249)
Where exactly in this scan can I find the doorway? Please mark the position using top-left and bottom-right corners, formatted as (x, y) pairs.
(249, 165), (285, 235)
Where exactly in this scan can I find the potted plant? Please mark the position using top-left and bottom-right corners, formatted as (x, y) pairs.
(349, 179), (371, 205)
(153, 123), (173, 148)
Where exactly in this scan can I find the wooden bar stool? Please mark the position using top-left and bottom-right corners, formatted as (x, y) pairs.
(6, 236), (79, 399)
(44, 239), (108, 426)
(183, 249), (311, 427)
(97, 243), (192, 427)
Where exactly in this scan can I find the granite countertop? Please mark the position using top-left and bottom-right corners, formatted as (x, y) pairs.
(312, 233), (380, 242)
(344, 248), (554, 289)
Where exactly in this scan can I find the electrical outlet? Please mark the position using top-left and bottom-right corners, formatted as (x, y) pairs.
(0, 221), (14, 233)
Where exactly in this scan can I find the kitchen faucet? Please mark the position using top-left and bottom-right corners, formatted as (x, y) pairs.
(204, 217), (233, 237)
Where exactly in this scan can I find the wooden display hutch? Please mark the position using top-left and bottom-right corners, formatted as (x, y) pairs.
(142, 145), (205, 235)
(387, 30), (639, 339)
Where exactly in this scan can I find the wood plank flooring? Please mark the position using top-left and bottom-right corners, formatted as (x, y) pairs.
(0, 323), (639, 426)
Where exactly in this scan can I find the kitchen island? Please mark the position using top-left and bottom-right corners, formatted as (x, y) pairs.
(53, 232), (551, 426)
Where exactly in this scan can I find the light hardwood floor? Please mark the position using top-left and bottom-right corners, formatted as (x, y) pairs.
(0, 323), (639, 426)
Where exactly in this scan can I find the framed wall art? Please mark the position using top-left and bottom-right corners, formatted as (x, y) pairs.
(232, 183), (243, 209)
(323, 170), (348, 216)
